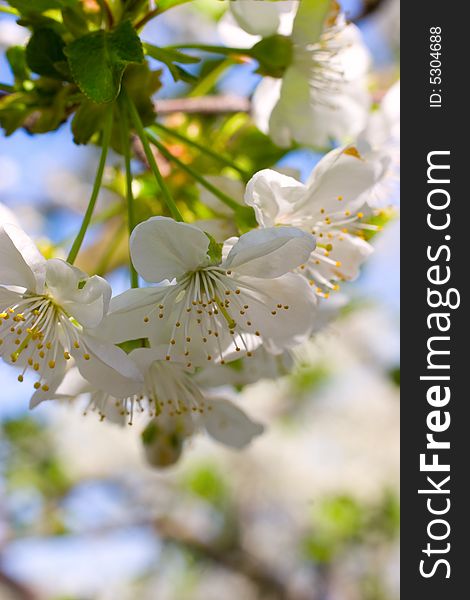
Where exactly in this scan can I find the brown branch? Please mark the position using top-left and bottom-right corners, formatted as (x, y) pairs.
(0, 570), (37, 600)
(154, 517), (306, 600)
(154, 95), (251, 115)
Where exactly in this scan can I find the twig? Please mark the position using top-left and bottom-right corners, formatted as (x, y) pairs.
(154, 95), (251, 115)
(0, 570), (37, 600)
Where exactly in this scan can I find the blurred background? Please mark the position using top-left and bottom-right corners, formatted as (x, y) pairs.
(0, 1), (400, 598)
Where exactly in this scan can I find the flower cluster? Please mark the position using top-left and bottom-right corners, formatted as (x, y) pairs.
(0, 0), (399, 466)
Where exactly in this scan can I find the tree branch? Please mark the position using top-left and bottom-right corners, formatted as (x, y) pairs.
(154, 94), (251, 115)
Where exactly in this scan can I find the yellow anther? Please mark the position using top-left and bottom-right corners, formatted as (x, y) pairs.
(143, 317), (149, 323)
(337, 195), (343, 201)
(48, 360), (56, 369)
(357, 212), (364, 218)
(18, 375), (24, 382)
(335, 261), (342, 267)
(83, 353), (90, 360)
(33, 381), (41, 389)
(74, 341), (80, 348)
(39, 351), (45, 358)
(42, 385), (49, 392)
(64, 351), (71, 360)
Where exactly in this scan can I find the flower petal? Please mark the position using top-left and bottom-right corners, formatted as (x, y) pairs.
(95, 286), (169, 344)
(237, 272), (317, 352)
(244, 169), (306, 227)
(0, 224), (46, 292)
(291, 0), (331, 46)
(230, 0), (283, 37)
(45, 259), (111, 328)
(303, 146), (385, 215)
(130, 217), (210, 283)
(29, 352), (67, 409)
(224, 227), (315, 278)
(72, 333), (143, 397)
(203, 396), (264, 449)
(252, 76), (282, 137)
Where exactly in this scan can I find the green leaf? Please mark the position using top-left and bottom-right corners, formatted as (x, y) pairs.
(71, 99), (109, 144)
(121, 62), (161, 126)
(64, 20), (144, 103)
(205, 232), (222, 265)
(144, 44), (199, 83)
(0, 92), (35, 135)
(26, 28), (67, 79)
(6, 46), (31, 84)
(144, 44), (200, 65)
(9, 0), (78, 14)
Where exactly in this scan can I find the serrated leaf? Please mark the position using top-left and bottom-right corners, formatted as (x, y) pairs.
(64, 20), (144, 103)
(26, 28), (67, 79)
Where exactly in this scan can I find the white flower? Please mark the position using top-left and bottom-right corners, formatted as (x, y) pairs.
(226, 0), (371, 147)
(98, 217), (317, 363)
(219, 0), (297, 46)
(245, 146), (387, 297)
(0, 224), (143, 406)
(357, 80), (400, 207)
(50, 347), (264, 459)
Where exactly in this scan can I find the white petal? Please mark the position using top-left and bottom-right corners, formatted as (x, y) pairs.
(269, 62), (369, 147)
(72, 334), (143, 397)
(130, 217), (210, 283)
(0, 202), (20, 227)
(224, 227), (315, 278)
(0, 286), (23, 307)
(218, 11), (261, 48)
(204, 396), (264, 449)
(291, 0), (331, 46)
(252, 77), (282, 137)
(320, 233), (374, 282)
(29, 353), (67, 408)
(238, 272), (317, 352)
(0, 224), (46, 292)
(244, 169), (306, 227)
(95, 286), (171, 344)
(45, 259), (111, 328)
(230, 0), (283, 37)
(303, 146), (386, 215)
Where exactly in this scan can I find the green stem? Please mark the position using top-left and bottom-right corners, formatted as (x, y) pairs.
(189, 58), (234, 97)
(151, 122), (249, 179)
(0, 83), (14, 93)
(164, 44), (254, 57)
(118, 99), (139, 288)
(123, 91), (183, 222)
(67, 108), (113, 264)
(146, 131), (247, 215)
